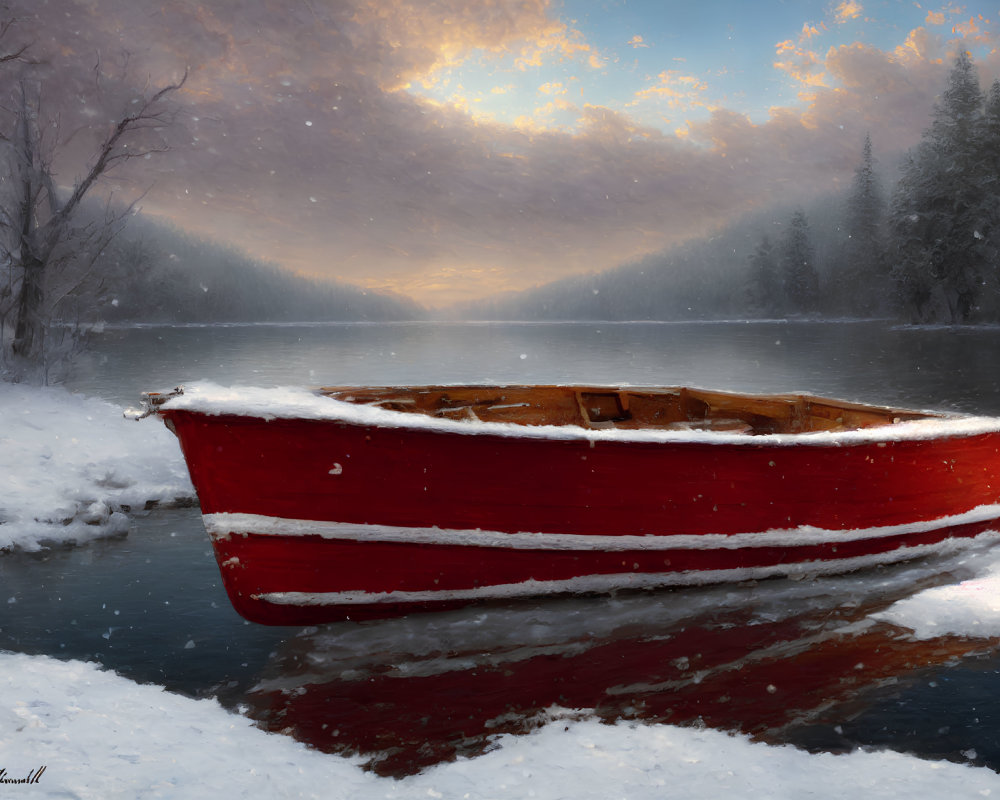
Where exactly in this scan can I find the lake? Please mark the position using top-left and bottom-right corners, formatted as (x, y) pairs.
(7, 319), (1000, 776)
(65, 319), (1000, 412)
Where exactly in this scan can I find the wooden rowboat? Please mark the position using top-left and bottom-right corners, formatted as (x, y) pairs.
(139, 383), (1000, 625)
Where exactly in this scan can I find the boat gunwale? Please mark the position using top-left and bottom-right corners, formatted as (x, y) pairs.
(148, 382), (1000, 448)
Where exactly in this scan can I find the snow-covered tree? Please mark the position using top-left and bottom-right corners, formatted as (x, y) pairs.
(973, 79), (1000, 318)
(888, 51), (987, 323)
(0, 29), (185, 381)
(780, 210), (819, 312)
(748, 235), (780, 315)
(888, 152), (937, 321)
(839, 134), (888, 314)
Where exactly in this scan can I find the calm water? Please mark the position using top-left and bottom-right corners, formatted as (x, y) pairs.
(5, 319), (1000, 775)
(66, 319), (1000, 412)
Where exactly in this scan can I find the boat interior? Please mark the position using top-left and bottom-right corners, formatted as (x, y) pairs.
(319, 385), (933, 435)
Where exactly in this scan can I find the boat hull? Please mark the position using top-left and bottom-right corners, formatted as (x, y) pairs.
(159, 407), (1000, 625)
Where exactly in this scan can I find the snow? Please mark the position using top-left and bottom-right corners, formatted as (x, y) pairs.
(0, 383), (194, 551)
(6, 381), (1000, 797)
(5, 652), (1000, 800)
(206, 507), (1000, 550)
(159, 380), (1000, 446)
(874, 556), (1000, 639)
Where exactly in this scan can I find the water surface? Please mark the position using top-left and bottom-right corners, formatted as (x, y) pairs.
(8, 319), (1000, 774)
(70, 320), (1000, 413)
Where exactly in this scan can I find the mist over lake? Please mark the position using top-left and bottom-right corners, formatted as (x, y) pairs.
(68, 319), (1000, 415)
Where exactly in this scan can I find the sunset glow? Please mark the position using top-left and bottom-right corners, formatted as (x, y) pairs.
(14, 0), (1000, 307)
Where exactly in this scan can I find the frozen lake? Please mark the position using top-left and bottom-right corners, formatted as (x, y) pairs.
(7, 319), (1000, 780)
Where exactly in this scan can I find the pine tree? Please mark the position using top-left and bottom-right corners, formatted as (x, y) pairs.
(974, 79), (1000, 317)
(887, 51), (986, 323)
(748, 236), (780, 315)
(889, 152), (936, 321)
(841, 134), (888, 314)
(780, 211), (819, 312)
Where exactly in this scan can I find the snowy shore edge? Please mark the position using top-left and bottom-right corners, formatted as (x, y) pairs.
(0, 383), (194, 551)
(5, 651), (1000, 800)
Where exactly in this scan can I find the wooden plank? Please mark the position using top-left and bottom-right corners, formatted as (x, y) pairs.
(316, 384), (935, 434)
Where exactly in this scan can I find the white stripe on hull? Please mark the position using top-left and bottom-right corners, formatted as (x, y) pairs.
(250, 531), (1000, 607)
(203, 504), (1000, 552)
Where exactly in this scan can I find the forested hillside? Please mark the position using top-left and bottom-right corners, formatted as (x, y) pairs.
(89, 217), (425, 325)
(454, 53), (1000, 325)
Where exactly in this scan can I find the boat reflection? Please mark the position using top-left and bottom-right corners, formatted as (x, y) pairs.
(241, 550), (1000, 777)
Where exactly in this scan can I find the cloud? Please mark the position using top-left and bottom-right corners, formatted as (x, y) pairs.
(514, 97), (580, 131)
(810, 41), (942, 143)
(630, 71), (710, 111)
(345, 0), (571, 89)
(538, 81), (568, 95)
(894, 27), (945, 63)
(772, 13), (840, 87)
(951, 13), (995, 46)
(799, 23), (824, 40)
(835, 2), (864, 23)
(8, 0), (1000, 308)
(773, 41), (828, 86)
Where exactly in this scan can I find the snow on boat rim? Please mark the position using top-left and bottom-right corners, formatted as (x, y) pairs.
(154, 381), (1000, 446)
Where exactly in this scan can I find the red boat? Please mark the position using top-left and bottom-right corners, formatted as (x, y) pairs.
(140, 383), (1000, 625)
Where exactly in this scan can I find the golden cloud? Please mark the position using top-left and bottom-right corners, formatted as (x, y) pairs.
(953, 16), (981, 36)
(894, 27), (940, 62)
(800, 23), (823, 40)
(630, 71), (710, 110)
(773, 43), (828, 87)
(512, 97), (580, 132)
(835, 1), (863, 22)
(513, 19), (604, 71)
(339, 0), (599, 91)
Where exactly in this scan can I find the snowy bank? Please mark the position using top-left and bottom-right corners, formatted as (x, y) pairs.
(0, 383), (194, 550)
(3, 652), (1000, 800)
(875, 555), (1000, 639)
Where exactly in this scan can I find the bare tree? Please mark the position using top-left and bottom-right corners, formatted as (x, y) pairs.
(0, 36), (185, 380)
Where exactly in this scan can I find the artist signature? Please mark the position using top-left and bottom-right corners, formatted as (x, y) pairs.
(0, 766), (46, 785)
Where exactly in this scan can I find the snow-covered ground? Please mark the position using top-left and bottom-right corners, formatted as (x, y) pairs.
(0, 382), (194, 551)
(4, 382), (1000, 798)
(5, 652), (1000, 799)
(874, 557), (1000, 639)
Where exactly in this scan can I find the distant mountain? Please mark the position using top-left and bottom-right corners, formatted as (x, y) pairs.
(94, 216), (425, 324)
(441, 211), (800, 321)
(442, 192), (876, 323)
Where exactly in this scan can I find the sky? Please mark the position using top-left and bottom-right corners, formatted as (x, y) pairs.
(10, 0), (1000, 307)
